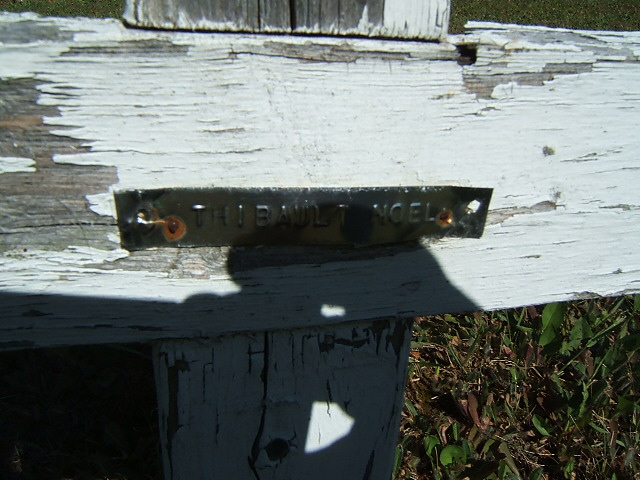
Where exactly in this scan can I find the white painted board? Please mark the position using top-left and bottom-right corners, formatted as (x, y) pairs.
(123, 0), (450, 40)
(154, 319), (412, 479)
(1, 13), (639, 348)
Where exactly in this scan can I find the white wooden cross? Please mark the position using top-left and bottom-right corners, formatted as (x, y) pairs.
(1, 0), (639, 478)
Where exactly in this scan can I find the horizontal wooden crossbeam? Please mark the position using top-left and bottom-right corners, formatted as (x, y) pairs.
(1, 13), (639, 349)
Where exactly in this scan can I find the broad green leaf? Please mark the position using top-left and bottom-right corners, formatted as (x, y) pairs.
(542, 302), (564, 329)
(569, 320), (585, 344)
(423, 435), (441, 456)
(540, 303), (566, 347)
(439, 445), (466, 466)
(634, 294), (640, 313)
(532, 414), (551, 436)
(562, 316), (594, 354)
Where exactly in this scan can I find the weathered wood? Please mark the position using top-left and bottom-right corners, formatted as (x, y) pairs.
(2, 13), (639, 480)
(154, 318), (412, 479)
(123, 0), (450, 39)
(1, 13), (640, 349)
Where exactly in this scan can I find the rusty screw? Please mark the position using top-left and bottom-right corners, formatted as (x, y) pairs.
(162, 216), (186, 242)
(167, 217), (180, 234)
(436, 210), (454, 227)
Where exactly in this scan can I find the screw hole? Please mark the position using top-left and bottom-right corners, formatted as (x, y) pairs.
(456, 44), (477, 65)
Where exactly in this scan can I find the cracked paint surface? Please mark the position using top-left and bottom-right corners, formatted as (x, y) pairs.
(155, 319), (411, 479)
(1, 13), (639, 347)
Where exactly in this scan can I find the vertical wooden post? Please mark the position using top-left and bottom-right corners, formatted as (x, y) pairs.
(123, 0), (450, 39)
(154, 318), (412, 479)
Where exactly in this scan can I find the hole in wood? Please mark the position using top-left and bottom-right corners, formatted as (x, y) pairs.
(265, 438), (290, 461)
(456, 44), (478, 65)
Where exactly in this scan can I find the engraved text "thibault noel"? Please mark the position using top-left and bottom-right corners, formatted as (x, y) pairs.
(190, 202), (439, 228)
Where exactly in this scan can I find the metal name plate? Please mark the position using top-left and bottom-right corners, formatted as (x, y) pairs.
(114, 186), (492, 250)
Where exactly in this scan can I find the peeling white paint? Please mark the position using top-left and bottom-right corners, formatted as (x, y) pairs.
(5, 16), (637, 480)
(153, 322), (409, 478)
(86, 192), (116, 218)
(1, 14), (639, 344)
(356, 5), (370, 32)
(63, 246), (129, 264)
(2, 246), (127, 269)
(0, 247), (242, 302)
(106, 232), (121, 245)
(0, 156), (35, 174)
(383, 0), (449, 38)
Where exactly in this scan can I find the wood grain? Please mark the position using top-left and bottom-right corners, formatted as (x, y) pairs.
(1, 13), (639, 348)
(123, 0), (450, 39)
(154, 319), (412, 479)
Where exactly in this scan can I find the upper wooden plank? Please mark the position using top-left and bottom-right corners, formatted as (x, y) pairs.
(122, 0), (450, 40)
(0, 13), (639, 348)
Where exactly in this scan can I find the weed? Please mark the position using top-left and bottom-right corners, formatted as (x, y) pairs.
(450, 0), (640, 33)
(0, 0), (124, 18)
(397, 297), (640, 479)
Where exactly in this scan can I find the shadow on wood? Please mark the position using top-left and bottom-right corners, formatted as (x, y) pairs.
(1, 243), (477, 479)
(1, 243), (478, 348)
(0, 345), (161, 480)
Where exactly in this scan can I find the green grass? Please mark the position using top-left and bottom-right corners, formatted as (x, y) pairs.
(0, 0), (124, 18)
(397, 298), (640, 480)
(0, 1), (638, 479)
(450, 0), (640, 33)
